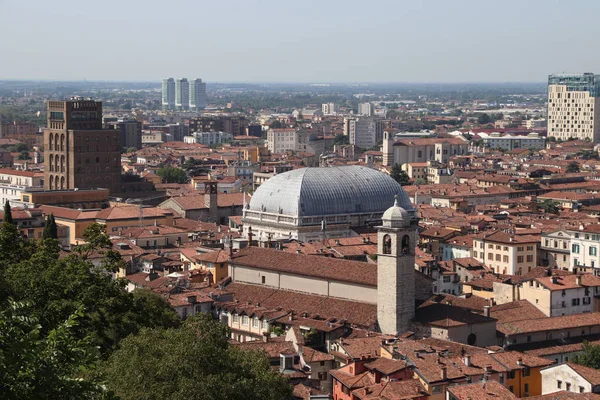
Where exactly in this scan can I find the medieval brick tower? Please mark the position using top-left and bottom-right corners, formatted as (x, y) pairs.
(377, 195), (417, 335)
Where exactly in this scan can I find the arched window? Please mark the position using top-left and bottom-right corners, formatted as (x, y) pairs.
(60, 155), (65, 172)
(49, 134), (54, 151)
(60, 176), (65, 190)
(383, 234), (392, 255)
(60, 134), (65, 151)
(49, 175), (54, 189)
(54, 156), (59, 173)
(467, 333), (477, 346)
(49, 154), (54, 172)
(401, 235), (410, 255)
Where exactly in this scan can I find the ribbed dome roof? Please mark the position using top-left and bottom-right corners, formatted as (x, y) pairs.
(248, 166), (413, 218)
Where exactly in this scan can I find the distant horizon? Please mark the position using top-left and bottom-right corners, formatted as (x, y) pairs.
(0, 78), (549, 85)
(2, 0), (600, 83)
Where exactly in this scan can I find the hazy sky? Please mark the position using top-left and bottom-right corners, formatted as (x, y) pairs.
(1, 0), (599, 83)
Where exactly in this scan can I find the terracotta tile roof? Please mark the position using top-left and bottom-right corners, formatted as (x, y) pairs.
(95, 206), (172, 221)
(566, 362), (600, 386)
(337, 336), (391, 359)
(415, 303), (496, 328)
(193, 249), (230, 264)
(498, 313), (600, 336)
(225, 282), (377, 329)
(301, 346), (334, 363)
(329, 369), (373, 390)
(490, 300), (547, 323)
(528, 391), (600, 400)
(363, 357), (409, 375)
(423, 294), (488, 313)
(39, 205), (98, 221)
(490, 351), (553, 369)
(523, 336), (600, 358)
(230, 246), (377, 287)
(536, 274), (600, 291)
(0, 168), (37, 177)
(352, 379), (427, 400)
(162, 193), (249, 211)
(447, 380), (517, 400)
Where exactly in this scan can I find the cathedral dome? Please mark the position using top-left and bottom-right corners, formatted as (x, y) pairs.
(248, 166), (414, 220)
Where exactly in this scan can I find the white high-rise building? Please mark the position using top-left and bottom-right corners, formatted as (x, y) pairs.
(161, 78), (175, 110)
(321, 102), (337, 115)
(548, 73), (600, 142)
(358, 102), (373, 116)
(346, 117), (377, 149)
(190, 78), (207, 111)
(175, 78), (189, 110)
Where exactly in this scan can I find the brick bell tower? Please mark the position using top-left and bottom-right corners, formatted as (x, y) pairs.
(377, 195), (417, 335)
(204, 181), (218, 223)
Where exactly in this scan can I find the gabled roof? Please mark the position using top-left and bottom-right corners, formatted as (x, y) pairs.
(230, 246), (377, 287)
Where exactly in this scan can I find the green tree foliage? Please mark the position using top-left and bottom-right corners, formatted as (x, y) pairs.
(477, 113), (491, 125)
(42, 214), (58, 240)
(126, 147), (138, 153)
(390, 164), (410, 186)
(18, 150), (31, 160)
(3, 200), (13, 224)
(566, 161), (580, 173)
(539, 200), (559, 215)
(3, 223), (180, 353)
(101, 314), (293, 400)
(333, 134), (350, 146)
(573, 341), (600, 369)
(270, 120), (283, 129)
(0, 300), (112, 400)
(157, 165), (188, 184)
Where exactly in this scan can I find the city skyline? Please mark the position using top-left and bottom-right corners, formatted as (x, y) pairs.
(2, 0), (600, 83)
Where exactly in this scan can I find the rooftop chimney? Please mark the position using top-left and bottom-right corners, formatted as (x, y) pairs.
(551, 275), (559, 284)
(576, 275), (582, 286)
(440, 366), (447, 381)
(483, 305), (491, 318)
(516, 357), (523, 366)
(463, 354), (471, 367)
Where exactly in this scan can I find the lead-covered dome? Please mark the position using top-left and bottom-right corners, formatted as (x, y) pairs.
(248, 166), (414, 218)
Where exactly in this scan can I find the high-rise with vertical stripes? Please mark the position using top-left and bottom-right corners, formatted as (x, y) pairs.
(190, 78), (207, 111)
(548, 73), (600, 142)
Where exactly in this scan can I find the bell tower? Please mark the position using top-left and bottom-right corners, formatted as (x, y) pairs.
(382, 129), (395, 166)
(377, 195), (417, 335)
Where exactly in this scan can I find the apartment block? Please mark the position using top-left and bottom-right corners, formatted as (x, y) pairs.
(547, 73), (600, 142)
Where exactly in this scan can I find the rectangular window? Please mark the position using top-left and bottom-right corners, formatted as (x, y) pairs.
(488, 253), (493, 260)
(253, 318), (259, 328)
(517, 256), (524, 263)
(261, 276), (266, 284)
(527, 255), (534, 262)
(233, 314), (239, 323)
(503, 255), (509, 263)
(523, 368), (531, 377)
(509, 386), (514, 393)
(580, 387), (585, 393)
(557, 380), (562, 389)
(517, 247), (524, 252)
(242, 316), (248, 325)
(496, 254), (501, 261)
(573, 244), (580, 253)
(590, 247), (597, 256)
(566, 383), (571, 391)
(525, 383), (529, 393)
